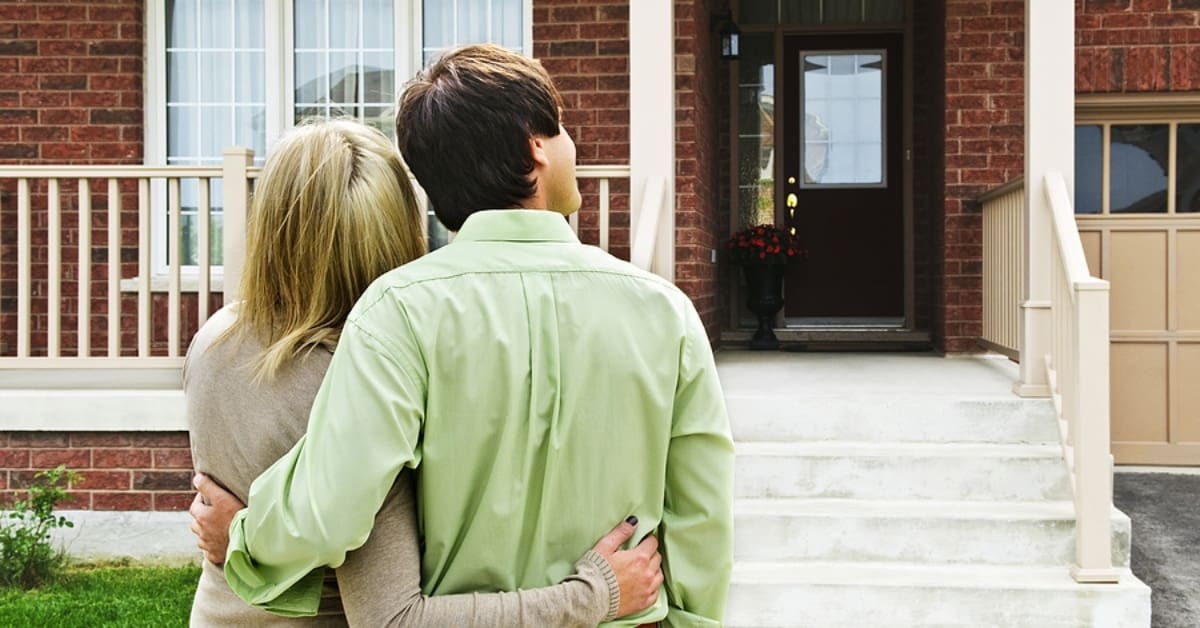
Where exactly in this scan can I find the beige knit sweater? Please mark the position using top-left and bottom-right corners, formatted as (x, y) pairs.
(184, 306), (618, 627)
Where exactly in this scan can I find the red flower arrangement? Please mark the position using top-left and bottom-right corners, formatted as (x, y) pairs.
(726, 224), (805, 265)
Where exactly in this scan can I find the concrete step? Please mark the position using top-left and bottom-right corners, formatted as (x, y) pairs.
(734, 498), (1130, 567)
(735, 442), (1073, 501)
(725, 394), (1058, 444)
(725, 561), (1151, 627)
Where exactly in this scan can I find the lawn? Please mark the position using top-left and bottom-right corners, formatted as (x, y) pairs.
(0, 563), (200, 627)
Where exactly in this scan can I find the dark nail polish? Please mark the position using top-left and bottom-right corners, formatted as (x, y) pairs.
(625, 515), (638, 526)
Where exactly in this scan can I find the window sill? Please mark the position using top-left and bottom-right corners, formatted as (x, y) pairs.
(119, 275), (225, 294)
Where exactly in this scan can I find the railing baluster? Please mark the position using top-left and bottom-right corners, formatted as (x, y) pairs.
(137, 178), (151, 357)
(197, 178), (211, 324)
(17, 179), (31, 357)
(78, 178), (91, 357)
(167, 177), (182, 358)
(47, 179), (61, 357)
(107, 178), (121, 357)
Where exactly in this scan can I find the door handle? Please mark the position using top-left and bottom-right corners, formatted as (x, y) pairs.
(787, 193), (797, 218)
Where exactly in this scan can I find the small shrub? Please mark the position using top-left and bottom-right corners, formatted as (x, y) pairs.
(0, 465), (83, 588)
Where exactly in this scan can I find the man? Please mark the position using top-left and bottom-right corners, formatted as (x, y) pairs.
(219, 44), (733, 627)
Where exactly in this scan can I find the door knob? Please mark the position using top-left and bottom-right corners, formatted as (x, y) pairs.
(786, 193), (798, 208)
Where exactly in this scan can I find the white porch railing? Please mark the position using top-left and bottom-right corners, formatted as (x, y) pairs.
(1, 155), (633, 385)
(979, 178), (1024, 359)
(984, 173), (1117, 583)
(1042, 171), (1115, 583)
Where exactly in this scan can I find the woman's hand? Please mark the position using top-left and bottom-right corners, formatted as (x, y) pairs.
(590, 517), (664, 617)
(189, 473), (245, 564)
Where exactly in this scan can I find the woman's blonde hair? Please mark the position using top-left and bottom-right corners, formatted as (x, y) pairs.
(232, 119), (425, 379)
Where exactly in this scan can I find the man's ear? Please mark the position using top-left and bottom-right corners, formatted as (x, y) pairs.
(529, 135), (550, 168)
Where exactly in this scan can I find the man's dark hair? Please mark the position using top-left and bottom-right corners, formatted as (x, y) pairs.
(396, 44), (565, 232)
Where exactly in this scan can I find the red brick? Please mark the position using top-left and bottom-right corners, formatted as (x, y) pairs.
(93, 492), (152, 511)
(8, 433), (69, 448)
(153, 449), (194, 469)
(76, 470), (132, 490)
(70, 432), (132, 447)
(153, 492), (194, 512)
(0, 449), (30, 468)
(30, 449), (91, 469)
(131, 433), (190, 448)
(133, 470), (192, 491)
(92, 449), (152, 469)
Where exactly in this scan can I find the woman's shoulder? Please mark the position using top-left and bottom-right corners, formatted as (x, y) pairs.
(183, 305), (245, 384)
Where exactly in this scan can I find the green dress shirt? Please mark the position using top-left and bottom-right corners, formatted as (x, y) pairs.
(224, 209), (734, 627)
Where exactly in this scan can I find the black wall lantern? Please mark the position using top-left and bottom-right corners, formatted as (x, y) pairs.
(716, 12), (740, 60)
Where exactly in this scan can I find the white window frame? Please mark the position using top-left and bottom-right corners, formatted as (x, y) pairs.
(144, 0), (533, 279)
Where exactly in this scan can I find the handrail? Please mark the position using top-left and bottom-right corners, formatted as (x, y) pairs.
(1045, 174), (1107, 292)
(1042, 170), (1118, 584)
(0, 165), (262, 179)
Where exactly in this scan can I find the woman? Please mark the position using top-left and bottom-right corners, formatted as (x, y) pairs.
(185, 119), (660, 626)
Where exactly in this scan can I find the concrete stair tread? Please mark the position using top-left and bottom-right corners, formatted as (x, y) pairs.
(736, 440), (1062, 457)
(732, 560), (1148, 591)
(735, 497), (1128, 521)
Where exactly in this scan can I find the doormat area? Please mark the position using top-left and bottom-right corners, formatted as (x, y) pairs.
(1114, 472), (1200, 628)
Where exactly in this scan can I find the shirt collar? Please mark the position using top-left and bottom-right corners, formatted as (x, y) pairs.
(453, 209), (580, 244)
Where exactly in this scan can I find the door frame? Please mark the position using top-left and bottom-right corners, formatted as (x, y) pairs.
(726, 2), (915, 331)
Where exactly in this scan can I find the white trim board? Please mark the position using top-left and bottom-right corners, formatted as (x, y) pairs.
(0, 390), (187, 431)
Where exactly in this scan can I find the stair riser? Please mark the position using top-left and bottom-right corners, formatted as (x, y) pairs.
(725, 582), (1150, 628)
(734, 513), (1130, 567)
(726, 397), (1059, 444)
(736, 454), (1073, 501)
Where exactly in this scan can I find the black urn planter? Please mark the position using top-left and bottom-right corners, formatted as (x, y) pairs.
(741, 263), (785, 350)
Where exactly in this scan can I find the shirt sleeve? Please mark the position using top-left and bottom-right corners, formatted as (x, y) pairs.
(223, 310), (428, 617)
(660, 304), (735, 628)
(338, 472), (618, 627)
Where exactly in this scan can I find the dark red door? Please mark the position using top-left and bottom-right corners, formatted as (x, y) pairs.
(782, 34), (904, 318)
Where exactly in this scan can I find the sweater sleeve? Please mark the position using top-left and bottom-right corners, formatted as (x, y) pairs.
(337, 473), (617, 628)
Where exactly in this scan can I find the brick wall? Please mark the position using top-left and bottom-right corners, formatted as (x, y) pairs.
(674, 0), (727, 340)
(940, 0), (1200, 353)
(1, 432), (192, 511)
(535, 0), (633, 261)
(0, 0), (143, 163)
(1076, 0), (1200, 92)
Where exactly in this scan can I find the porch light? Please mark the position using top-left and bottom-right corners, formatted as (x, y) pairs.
(716, 12), (740, 60)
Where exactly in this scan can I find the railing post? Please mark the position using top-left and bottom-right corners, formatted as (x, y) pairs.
(1018, 0), (1074, 397)
(222, 147), (254, 304)
(629, 0), (675, 281)
(1073, 280), (1119, 583)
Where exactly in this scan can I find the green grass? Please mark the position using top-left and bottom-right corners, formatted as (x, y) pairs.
(0, 563), (200, 627)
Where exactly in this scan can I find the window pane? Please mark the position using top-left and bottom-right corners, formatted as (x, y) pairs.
(802, 52), (884, 186)
(823, 0), (861, 23)
(781, 1), (821, 25)
(736, 33), (775, 227)
(200, 0), (233, 48)
(295, 0), (322, 48)
(423, 0), (525, 63)
(329, 0), (358, 49)
(863, 0), (905, 22)
(363, 0), (394, 49)
(363, 52), (394, 103)
(740, 1), (778, 25)
(1178, 124), (1200, 213)
(1110, 124), (1168, 213)
(167, 0), (264, 167)
(167, 0), (197, 48)
(1075, 125), (1102, 214)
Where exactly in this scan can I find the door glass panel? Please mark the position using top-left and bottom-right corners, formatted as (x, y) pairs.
(863, 0), (905, 22)
(1110, 124), (1168, 213)
(740, 1), (778, 25)
(1074, 125), (1102, 214)
(737, 34), (775, 228)
(1177, 124), (1200, 213)
(801, 51), (884, 186)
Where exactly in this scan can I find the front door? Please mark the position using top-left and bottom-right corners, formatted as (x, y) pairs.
(782, 34), (904, 319)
